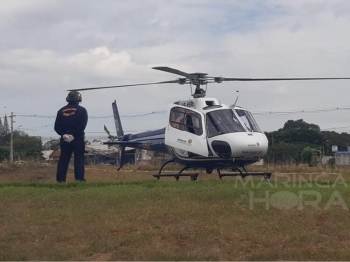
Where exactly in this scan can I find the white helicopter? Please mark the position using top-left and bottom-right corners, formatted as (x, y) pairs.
(70, 67), (350, 180)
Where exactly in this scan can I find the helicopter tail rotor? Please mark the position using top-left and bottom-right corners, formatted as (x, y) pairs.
(103, 125), (116, 141)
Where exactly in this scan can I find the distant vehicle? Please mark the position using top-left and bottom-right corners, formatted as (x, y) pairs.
(14, 160), (27, 164)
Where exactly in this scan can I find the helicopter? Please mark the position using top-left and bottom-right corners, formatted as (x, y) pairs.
(70, 66), (350, 181)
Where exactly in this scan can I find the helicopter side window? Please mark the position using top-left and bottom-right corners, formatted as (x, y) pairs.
(185, 115), (194, 133)
(170, 110), (184, 129)
(235, 109), (262, 133)
(169, 107), (203, 136)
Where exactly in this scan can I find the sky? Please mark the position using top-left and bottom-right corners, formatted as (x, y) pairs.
(1, 0), (350, 142)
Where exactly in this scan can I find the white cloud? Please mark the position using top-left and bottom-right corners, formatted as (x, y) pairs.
(68, 47), (134, 79)
(1, 0), (350, 138)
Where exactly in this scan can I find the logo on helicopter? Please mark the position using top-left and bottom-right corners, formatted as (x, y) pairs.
(248, 142), (261, 147)
(242, 150), (263, 154)
(179, 100), (195, 107)
(177, 138), (192, 146)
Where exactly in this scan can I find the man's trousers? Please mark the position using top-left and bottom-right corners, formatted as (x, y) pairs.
(56, 138), (85, 182)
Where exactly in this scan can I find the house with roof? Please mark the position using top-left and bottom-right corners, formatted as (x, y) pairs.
(41, 139), (156, 166)
(42, 150), (53, 161)
(48, 150), (63, 161)
(335, 151), (350, 165)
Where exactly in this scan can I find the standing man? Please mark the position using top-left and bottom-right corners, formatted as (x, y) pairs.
(54, 91), (88, 182)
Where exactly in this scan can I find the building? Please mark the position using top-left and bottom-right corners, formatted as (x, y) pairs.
(48, 150), (62, 161)
(335, 151), (350, 166)
(42, 150), (53, 160)
(41, 139), (157, 165)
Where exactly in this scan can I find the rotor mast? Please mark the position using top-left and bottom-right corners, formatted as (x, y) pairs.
(190, 72), (208, 98)
(152, 67), (210, 98)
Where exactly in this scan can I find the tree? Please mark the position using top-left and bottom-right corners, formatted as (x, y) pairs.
(0, 117), (4, 138)
(265, 120), (323, 164)
(266, 123), (323, 146)
(0, 146), (9, 162)
(3, 115), (9, 135)
(265, 142), (303, 164)
(12, 131), (43, 160)
(321, 131), (350, 154)
(0, 130), (43, 161)
(43, 139), (60, 150)
(283, 119), (321, 132)
(301, 147), (320, 166)
(265, 119), (350, 164)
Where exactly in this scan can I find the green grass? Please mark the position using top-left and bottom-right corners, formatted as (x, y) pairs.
(1, 180), (350, 260)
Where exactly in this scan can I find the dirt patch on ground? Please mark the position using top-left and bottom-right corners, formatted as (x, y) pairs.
(0, 163), (158, 183)
(0, 162), (348, 184)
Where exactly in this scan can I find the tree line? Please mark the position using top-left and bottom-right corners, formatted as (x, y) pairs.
(0, 116), (349, 165)
(0, 116), (42, 162)
(264, 119), (350, 165)
(0, 115), (10, 136)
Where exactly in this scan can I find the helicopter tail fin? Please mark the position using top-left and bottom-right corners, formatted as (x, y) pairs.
(112, 100), (124, 141)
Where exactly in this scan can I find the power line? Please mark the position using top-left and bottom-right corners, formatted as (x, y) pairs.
(321, 125), (350, 131)
(13, 106), (350, 118)
(10, 105), (350, 136)
(15, 110), (167, 119)
(17, 127), (41, 131)
(252, 106), (350, 115)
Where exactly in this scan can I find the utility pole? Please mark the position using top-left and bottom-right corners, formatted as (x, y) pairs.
(10, 112), (15, 163)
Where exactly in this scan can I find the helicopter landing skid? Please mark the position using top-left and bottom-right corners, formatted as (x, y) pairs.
(217, 168), (271, 180)
(153, 173), (198, 181)
(153, 160), (198, 181)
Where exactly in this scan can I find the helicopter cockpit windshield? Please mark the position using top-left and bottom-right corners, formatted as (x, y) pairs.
(235, 109), (262, 133)
(206, 109), (245, 138)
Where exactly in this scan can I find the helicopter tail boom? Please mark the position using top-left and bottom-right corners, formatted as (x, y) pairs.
(103, 141), (141, 147)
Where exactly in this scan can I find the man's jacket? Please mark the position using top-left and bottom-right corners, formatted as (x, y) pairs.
(54, 103), (88, 139)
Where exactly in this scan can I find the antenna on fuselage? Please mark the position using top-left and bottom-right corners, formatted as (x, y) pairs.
(230, 91), (239, 109)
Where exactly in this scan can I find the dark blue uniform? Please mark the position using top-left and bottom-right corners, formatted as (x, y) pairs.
(54, 103), (88, 182)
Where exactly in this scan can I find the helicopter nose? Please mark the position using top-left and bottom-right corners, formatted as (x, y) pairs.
(229, 133), (268, 158)
(209, 133), (268, 159)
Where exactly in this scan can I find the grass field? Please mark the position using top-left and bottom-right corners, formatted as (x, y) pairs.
(1, 162), (350, 260)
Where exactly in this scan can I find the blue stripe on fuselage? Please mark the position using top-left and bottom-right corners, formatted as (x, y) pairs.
(124, 128), (165, 142)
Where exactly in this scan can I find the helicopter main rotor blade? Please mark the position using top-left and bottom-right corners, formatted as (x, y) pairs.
(221, 77), (350, 82)
(67, 80), (179, 92)
(153, 66), (196, 79)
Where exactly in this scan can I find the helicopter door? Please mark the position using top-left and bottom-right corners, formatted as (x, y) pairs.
(165, 105), (209, 157)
